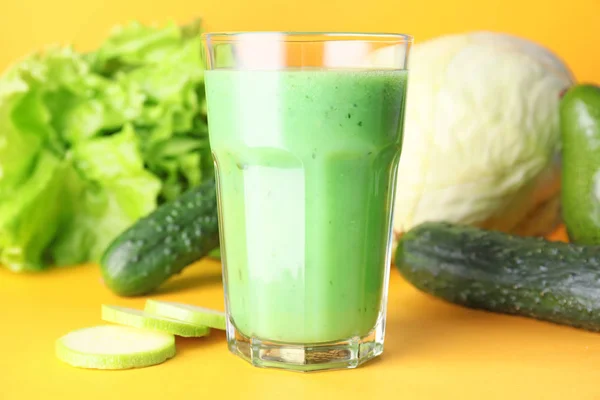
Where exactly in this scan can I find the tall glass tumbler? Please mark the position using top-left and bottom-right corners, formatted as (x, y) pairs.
(202, 32), (412, 372)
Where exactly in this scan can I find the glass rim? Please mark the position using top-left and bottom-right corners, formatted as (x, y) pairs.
(202, 31), (413, 43)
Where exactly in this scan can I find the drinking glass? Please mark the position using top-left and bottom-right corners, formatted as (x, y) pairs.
(202, 32), (412, 372)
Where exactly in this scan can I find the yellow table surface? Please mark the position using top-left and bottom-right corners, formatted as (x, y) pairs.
(2, 228), (600, 399)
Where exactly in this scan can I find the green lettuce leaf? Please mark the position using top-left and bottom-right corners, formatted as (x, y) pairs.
(0, 153), (68, 271)
(51, 125), (160, 265)
(0, 20), (211, 272)
(0, 52), (67, 271)
(92, 20), (211, 203)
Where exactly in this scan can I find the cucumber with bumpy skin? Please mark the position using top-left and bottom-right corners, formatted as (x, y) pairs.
(55, 325), (175, 369)
(100, 179), (220, 296)
(395, 222), (600, 331)
(102, 305), (210, 337)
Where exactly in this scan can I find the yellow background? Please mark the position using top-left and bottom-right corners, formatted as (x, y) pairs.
(3, 2), (600, 399)
(1, 0), (600, 82)
(3, 229), (600, 400)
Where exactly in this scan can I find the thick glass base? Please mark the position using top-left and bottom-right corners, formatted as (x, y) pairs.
(226, 318), (385, 372)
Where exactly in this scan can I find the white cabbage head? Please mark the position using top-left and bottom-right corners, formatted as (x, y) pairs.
(391, 32), (573, 237)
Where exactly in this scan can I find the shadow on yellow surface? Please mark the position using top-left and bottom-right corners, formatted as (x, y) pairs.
(176, 330), (227, 356)
(155, 270), (223, 296)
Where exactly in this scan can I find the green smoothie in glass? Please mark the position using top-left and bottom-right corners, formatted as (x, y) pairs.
(205, 69), (408, 344)
(203, 29), (411, 373)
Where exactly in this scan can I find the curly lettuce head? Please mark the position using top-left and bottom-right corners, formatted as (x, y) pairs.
(0, 21), (210, 271)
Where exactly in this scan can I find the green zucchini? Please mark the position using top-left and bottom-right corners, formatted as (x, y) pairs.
(561, 84), (600, 244)
(56, 325), (176, 370)
(100, 179), (220, 296)
(395, 222), (600, 331)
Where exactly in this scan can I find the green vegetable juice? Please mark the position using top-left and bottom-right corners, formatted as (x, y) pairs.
(205, 69), (408, 343)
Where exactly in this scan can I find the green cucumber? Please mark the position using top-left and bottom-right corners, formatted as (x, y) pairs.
(100, 179), (220, 296)
(561, 84), (600, 244)
(102, 305), (210, 337)
(55, 325), (175, 369)
(145, 300), (226, 330)
(395, 222), (600, 331)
